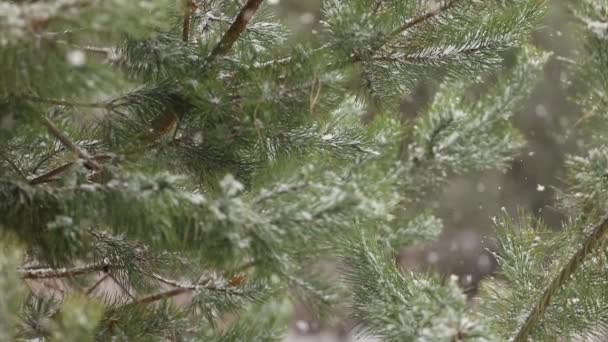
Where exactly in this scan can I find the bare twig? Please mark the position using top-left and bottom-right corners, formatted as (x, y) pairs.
(29, 162), (77, 185)
(20, 264), (111, 279)
(135, 272), (246, 306)
(513, 215), (608, 341)
(182, 0), (194, 42)
(85, 273), (110, 295)
(357, 0), (461, 61)
(135, 288), (190, 305)
(391, 0), (461, 37)
(41, 116), (101, 171)
(107, 273), (137, 301)
(208, 0), (265, 59)
(29, 154), (112, 185)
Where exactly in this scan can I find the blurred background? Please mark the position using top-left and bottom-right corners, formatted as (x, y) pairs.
(274, 1), (585, 341)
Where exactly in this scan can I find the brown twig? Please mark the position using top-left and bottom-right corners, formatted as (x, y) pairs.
(29, 154), (112, 185)
(85, 273), (110, 295)
(513, 215), (608, 341)
(391, 0), (461, 37)
(107, 273), (137, 301)
(29, 162), (76, 185)
(41, 116), (101, 170)
(182, 0), (194, 42)
(208, 0), (265, 59)
(133, 272), (246, 306)
(135, 288), (191, 305)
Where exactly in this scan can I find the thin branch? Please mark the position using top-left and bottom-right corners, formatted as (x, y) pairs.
(29, 162), (76, 185)
(135, 288), (190, 305)
(107, 273), (137, 301)
(0, 152), (27, 181)
(41, 116), (101, 171)
(390, 0), (461, 37)
(149, 272), (198, 289)
(85, 273), (110, 295)
(136, 272), (246, 306)
(31, 147), (63, 174)
(182, 0), (194, 42)
(29, 154), (112, 185)
(133, 274), (241, 306)
(208, 0), (265, 59)
(362, 0), (461, 60)
(20, 264), (111, 279)
(25, 96), (108, 109)
(513, 215), (608, 342)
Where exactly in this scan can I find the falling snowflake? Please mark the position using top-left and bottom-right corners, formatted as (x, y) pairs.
(66, 49), (86, 67)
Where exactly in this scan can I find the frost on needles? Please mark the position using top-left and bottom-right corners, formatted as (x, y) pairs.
(2, 0), (608, 341)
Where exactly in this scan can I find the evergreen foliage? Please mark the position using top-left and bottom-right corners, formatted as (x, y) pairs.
(1, 0), (607, 341)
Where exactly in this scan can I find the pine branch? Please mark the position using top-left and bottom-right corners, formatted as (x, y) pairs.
(513, 215), (608, 341)
(362, 0), (462, 57)
(390, 0), (462, 38)
(28, 155), (112, 185)
(28, 162), (75, 185)
(108, 273), (137, 301)
(208, 0), (265, 59)
(20, 264), (112, 279)
(135, 288), (190, 305)
(41, 116), (101, 171)
(0, 152), (27, 181)
(134, 273), (246, 306)
(85, 273), (110, 295)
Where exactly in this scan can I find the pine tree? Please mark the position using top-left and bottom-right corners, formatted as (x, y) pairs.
(1, 0), (605, 341)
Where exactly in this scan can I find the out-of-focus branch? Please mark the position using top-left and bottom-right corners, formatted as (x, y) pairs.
(208, 0), (265, 59)
(513, 215), (608, 341)
(41, 116), (101, 171)
(20, 264), (111, 279)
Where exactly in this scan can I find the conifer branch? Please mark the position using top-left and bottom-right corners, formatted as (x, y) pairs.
(391, 0), (461, 38)
(20, 264), (112, 279)
(208, 0), (265, 59)
(85, 273), (109, 295)
(28, 162), (75, 185)
(135, 288), (190, 305)
(28, 154), (112, 185)
(0, 152), (27, 181)
(41, 116), (101, 171)
(513, 215), (608, 341)
(366, 0), (462, 57)
(135, 273), (246, 306)
(108, 273), (137, 301)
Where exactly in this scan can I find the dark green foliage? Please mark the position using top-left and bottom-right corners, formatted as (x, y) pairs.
(5, 0), (607, 341)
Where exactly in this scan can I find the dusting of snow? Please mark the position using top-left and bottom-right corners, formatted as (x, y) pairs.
(586, 19), (608, 39)
(220, 174), (244, 197)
